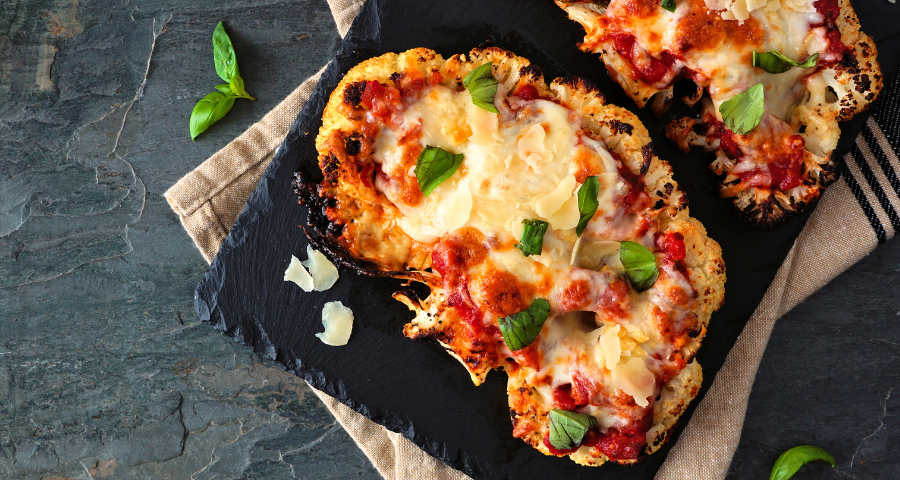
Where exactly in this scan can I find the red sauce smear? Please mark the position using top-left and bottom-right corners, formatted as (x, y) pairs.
(542, 433), (580, 455)
(553, 373), (594, 410)
(610, 33), (676, 85)
(583, 409), (653, 461)
(514, 84), (541, 101)
(812, 0), (849, 66)
(704, 116), (805, 191)
(705, 119), (744, 160)
(656, 232), (686, 264)
(615, 162), (651, 212)
(360, 80), (402, 125)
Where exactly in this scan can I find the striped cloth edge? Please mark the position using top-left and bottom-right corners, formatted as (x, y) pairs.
(844, 72), (900, 243)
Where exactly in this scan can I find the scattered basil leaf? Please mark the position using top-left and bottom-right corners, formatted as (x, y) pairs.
(515, 219), (549, 257)
(498, 298), (551, 351)
(770, 445), (836, 480)
(414, 146), (464, 197)
(753, 51), (819, 74)
(661, 0), (677, 12)
(719, 83), (765, 135)
(213, 21), (239, 82)
(619, 241), (659, 292)
(462, 62), (499, 113)
(190, 91), (236, 140)
(576, 176), (600, 236)
(192, 22), (255, 140)
(548, 409), (597, 450)
(229, 73), (255, 100)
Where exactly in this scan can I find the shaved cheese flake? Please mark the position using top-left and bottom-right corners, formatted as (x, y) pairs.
(534, 174), (576, 218)
(546, 195), (580, 231)
(316, 301), (354, 346)
(598, 325), (622, 370)
(284, 255), (315, 292)
(301, 245), (339, 291)
(575, 240), (620, 270)
(440, 181), (473, 233)
(465, 93), (499, 146)
(611, 357), (655, 407)
(518, 124), (550, 170)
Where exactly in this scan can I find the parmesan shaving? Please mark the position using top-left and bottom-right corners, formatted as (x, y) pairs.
(546, 193), (580, 231)
(440, 181), (473, 233)
(316, 301), (354, 346)
(284, 255), (315, 292)
(610, 357), (655, 407)
(534, 174), (576, 218)
(301, 245), (339, 291)
(465, 92), (499, 146)
(517, 124), (550, 170)
(598, 325), (621, 370)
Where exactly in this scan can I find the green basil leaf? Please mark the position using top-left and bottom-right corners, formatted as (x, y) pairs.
(619, 241), (659, 292)
(462, 62), (499, 113)
(190, 91), (236, 140)
(719, 83), (764, 135)
(548, 409), (597, 450)
(576, 176), (600, 236)
(213, 21), (239, 82)
(498, 298), (551, 351)
(661, 0), (676, 12)
(414, 146), (464, 197)
(753, 51), (819, 74)
(229, 73), (256, 100)
(795, 53), (820, 69)
(515, 219), (549, 257)
(770, 445), (836, 480)
(214, 84), (233, 94)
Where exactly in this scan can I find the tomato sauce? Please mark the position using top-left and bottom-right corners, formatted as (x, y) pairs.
(812, 0), (849, 66)
(610, 33), (676, 85)
(514, 84), (541, 101)
(583, 408), (652, 461)
(656, 232), (686, 264)
(360, 81), (402, 125)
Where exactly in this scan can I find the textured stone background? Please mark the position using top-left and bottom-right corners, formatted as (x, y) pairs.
(0, 0), (896, 479)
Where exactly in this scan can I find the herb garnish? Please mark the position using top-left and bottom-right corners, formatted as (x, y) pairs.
(576, 176), (600, 236)
(498, 298), (551, 351)
(515, 219), (549, 257)
(661, 0), (677, 12)
(770, 445), (835, 480)
(190, 22), (255, 140)
(414, 146), (464, 197)
(548, 409), (597, 450)
(619, 241), (659, 292)
(463, 62), (499, 113)
(753, 51), (819, 74)
(719, 83), (765, 135)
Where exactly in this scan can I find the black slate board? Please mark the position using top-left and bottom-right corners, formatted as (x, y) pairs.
(195, 1), (900, 479)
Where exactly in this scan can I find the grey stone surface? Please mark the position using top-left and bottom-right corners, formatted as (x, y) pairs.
(0, 0), (897, 479)
(727, 243), (900, 480)
(1, 0), (377, 479)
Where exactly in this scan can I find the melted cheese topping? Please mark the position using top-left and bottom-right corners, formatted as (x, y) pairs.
(364, 83), (698, 422)
(374, 86), (618, 245)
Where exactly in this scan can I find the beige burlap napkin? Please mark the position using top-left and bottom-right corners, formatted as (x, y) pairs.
(165, 1), (900, 478)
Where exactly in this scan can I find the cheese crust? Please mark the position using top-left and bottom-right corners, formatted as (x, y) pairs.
(558, 0), (882, 226)
(297, 47), (726, 466)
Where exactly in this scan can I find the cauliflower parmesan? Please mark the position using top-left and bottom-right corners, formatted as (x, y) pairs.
(294, 47), (726, 466)
(557, 0), (882, 226)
